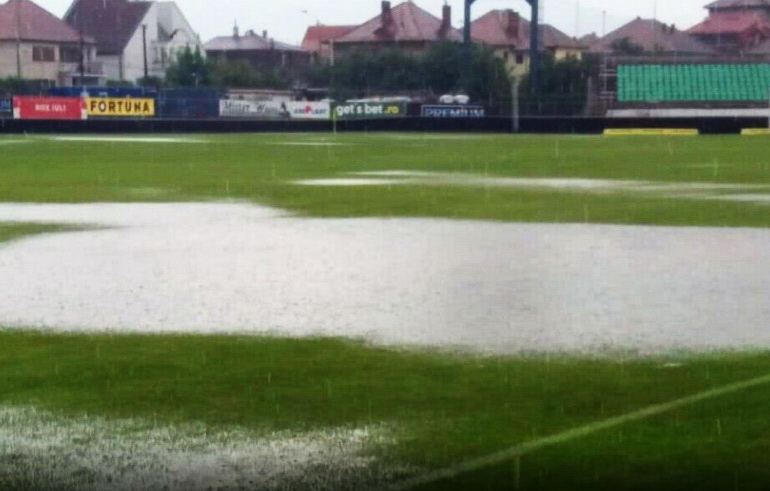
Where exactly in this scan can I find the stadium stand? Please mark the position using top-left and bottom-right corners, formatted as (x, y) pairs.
(617, 64), (770, 102)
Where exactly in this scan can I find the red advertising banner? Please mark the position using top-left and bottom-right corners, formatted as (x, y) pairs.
(13, 96), (86, 120)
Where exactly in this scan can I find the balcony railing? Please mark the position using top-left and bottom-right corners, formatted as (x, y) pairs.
(60, 61), (104, 76)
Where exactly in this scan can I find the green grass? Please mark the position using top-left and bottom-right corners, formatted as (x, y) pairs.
(1, 330), (769, 488)
(2, 133), (770, 227)
(2, 133), (770, 489)
(0, 223), (73, 243)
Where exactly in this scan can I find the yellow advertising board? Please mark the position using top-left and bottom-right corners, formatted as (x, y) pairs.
(741, 128), (770, 135)
(86, 98), (155, 117)
(604, 128), (699, 136)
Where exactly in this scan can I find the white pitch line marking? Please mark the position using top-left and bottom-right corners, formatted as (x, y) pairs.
(389, 371), (770, 490)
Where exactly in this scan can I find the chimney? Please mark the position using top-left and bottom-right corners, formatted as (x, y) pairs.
(505, 10), (520, 39)
(381, 1), (393, 25)
(233, 22), (239, 38)
(263, 30), (268, 39)
(442, 4), (451, 29)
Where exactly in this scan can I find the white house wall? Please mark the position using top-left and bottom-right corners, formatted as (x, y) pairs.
(100, 54), (122, 82)
(156, 1), (203, 60)
(94, 2), (202, 83)
(119, 2), (160, 81)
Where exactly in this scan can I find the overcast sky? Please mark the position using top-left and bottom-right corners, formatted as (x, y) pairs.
(35, 0), (713, 46)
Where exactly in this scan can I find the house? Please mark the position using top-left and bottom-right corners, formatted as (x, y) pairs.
(591, 18), (715, 57)
(205, 27), (311, 77)
(301, 25), (355, 63)
(331, 1), (462, 58)
(64, 0), (203, 83)
(688, 0), (770, 53)
(0, 0), (100, 85)
(471, 9), (585, 79)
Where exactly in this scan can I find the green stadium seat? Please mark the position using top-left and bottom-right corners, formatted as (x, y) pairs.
(617, 63), (770, 103)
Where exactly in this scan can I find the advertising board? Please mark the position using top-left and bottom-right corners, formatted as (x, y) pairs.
(220, 100), (331, 120)
(86, 98), (155, 117)
(13, 96), (86, 120)
(333, 102), (406, 120)
(421, 105), (486, 118)
(0, 98), (11, 115)
(604, 129), (699, 136)
(287, 101), (330, 120)
(220, 99), (288, 118)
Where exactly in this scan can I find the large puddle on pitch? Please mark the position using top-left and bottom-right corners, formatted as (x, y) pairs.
(1, 203), (770, 354)
(0, 406), (403, 491)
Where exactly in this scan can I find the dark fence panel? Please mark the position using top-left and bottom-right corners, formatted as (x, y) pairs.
(0, 98), (11, 116)
(156, 88), (222, 119)
(0, 116), (765, 135)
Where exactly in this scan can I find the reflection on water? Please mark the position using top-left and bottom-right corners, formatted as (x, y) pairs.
(0, 203), (769, 355)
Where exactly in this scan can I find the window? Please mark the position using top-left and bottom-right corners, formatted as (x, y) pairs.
(515, 54), (525, 65)
(60, 47), (81, 63)
(32, 46), (56, 62)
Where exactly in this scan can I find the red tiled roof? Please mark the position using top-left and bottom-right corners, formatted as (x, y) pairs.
(336, 2), (461, 44)
(0, 0), (86, 43)
(65, 0), (151, 55)
(592, 18), (715, 54)
(688, 11), (770, 35)
(706, 0), (770, 9)
(471, 10), (579, 50)
(301, 25), (355, 52)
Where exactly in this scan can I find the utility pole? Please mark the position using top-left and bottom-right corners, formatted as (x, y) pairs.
(15, 0), (22, 79)
(142, 24), (149, 81)
(78, 12), (85, 86)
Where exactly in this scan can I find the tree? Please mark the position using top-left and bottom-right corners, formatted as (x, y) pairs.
(208, 58), (261, 88)
(165, 47), (210, 87)
(0, 77), (27, 96)
(306, 43), (512, 111)
(518, 54), (598, 115)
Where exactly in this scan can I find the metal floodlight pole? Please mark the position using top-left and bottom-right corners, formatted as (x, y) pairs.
(463, 0), (477, 92)
(526, 0), (540, 97)
(512, 78), (520, 133)
(463, 0), (476, 45)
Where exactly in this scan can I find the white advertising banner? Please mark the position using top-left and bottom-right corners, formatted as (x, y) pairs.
(219, 99), (286, 118)
(286, 102), (330, 120)
(220, 100), (330, 120)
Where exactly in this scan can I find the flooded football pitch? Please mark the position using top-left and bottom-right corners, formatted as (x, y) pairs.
(1, 202), (769, 355)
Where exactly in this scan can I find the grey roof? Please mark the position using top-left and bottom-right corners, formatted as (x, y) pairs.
(205, 32), (304, 52)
